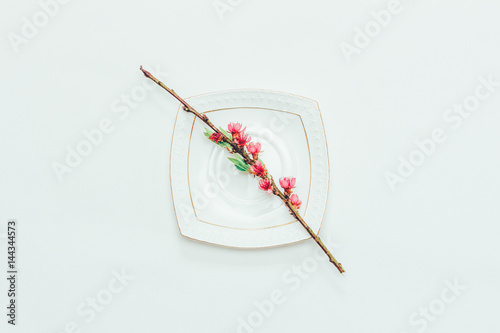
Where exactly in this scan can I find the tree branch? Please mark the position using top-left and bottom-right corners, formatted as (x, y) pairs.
(140, 66), (344, 274)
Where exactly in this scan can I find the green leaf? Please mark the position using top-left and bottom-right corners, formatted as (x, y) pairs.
(232, 154), (246, 163)
(204, 128), (213, 138)
(235, 164), (248, 172)
(227, 157), (244, 167)
(219, 127), (232, 140)
(217, 141), (231, 149)
(228, 157), (250, 172)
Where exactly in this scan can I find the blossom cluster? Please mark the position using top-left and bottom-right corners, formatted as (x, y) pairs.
(207, 122), (302, 210)
(279, 177), (301, 209)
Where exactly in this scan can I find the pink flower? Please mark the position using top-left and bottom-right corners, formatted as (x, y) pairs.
(250, 161), (266, 177)
(209, 132), (222, 143)
(289, 194), (302, 210)
(279, 177), (296, 195)
(258, 178), (273, 194)
(247, 142), (261, 159)
(228, 122), (246, 136)
(236, 132), (251, 146)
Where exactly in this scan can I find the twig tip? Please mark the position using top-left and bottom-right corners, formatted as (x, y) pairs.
(140, 65), (152, 79)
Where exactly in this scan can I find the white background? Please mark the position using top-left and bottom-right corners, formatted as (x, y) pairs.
(1, 0), (500, 332)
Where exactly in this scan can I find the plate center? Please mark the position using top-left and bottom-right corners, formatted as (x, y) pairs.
(188, 107), (311, 230)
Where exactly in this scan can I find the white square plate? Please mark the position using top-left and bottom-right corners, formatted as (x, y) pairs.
(170, 90), (330, 248)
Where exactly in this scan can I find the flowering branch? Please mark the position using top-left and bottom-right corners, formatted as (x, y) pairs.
(140, 66), (344, 274)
